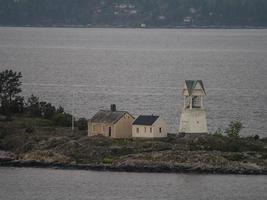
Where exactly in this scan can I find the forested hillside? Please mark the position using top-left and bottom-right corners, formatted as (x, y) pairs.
(0, 0), (267, 27)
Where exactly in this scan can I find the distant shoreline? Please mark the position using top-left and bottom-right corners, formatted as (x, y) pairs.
(1, 25), (267, 29)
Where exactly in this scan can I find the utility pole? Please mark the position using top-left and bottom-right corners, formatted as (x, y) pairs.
(72, 90), (75, 132)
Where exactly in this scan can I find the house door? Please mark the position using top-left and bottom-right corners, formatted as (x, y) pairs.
(108, 127), (112, 137)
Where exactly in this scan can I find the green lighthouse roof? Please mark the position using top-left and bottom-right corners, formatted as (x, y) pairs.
(185, 80), (206, 95)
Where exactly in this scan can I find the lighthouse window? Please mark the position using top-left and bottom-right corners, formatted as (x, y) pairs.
(192, 96), (201, 108)
(159, 127), (162, 133)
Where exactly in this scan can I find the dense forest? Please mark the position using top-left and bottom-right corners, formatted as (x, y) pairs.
(0, 0), (267, 27)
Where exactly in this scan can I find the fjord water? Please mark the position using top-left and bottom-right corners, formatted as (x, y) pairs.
(0, 167), (266, 200)
(0, 27), (267, 135)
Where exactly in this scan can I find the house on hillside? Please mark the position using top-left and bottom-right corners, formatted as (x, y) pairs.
(183, 16), (193, 24)
(88, 104), (135, 138)
(132, 115), (167, 138)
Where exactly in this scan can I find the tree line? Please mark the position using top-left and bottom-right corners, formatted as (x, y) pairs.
(0, 69), (87, 130)
(0, 0), (266, 27)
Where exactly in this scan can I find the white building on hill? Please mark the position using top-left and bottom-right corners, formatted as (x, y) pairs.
(132, 115), (167, 138)
(179, 80), (208, 134)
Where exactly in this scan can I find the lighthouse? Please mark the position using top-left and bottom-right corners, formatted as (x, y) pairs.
(179, 80), (208, 134)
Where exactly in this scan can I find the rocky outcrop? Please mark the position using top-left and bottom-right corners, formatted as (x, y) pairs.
(0, 150), (15, 162)
(111, 150), (267, 175)
(1, 150), (267, 175)
(1, 120), (267, 175)
(19, 150), (71, 164)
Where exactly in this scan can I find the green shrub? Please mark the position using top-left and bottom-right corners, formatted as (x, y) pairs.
(25, 127), (35, 133)
(254, 135), (260, 140)
(52, 113), (73, 127)
(25, 95), (57, 119)
(77, 118), (88, 130)
(15, 117), (54, 128)
(260, 153), (267, 159)
(102, 157), (113, 164)
(40, 102), (56, 119)
(224, 153), (245, 161)
(112, 138), (131, 146)
(226, 121), (242, 138)
(214, 128), (224, 136)
(0, 127), (8, 139)
(21, 141), (34, 152)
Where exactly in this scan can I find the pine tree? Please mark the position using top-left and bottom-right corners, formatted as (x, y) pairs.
(0, 69), (23, 118)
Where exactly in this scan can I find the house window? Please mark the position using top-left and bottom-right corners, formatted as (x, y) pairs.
(150, 127), (152, 133)
(159, 127), (162, 133)
(136, 128), (139, 133)
(93, 125), (96, 132)
(144, 127), (146, 133)
(192, 96), (201, 108)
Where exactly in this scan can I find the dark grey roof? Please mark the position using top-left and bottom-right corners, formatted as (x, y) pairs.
(90, 110), (128, 124)
(132, 115), (159, 126)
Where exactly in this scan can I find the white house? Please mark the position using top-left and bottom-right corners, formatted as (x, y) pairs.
(183, 16), (193, 24)
(132, 115), (167, 138)
(179, 80), (208, 134)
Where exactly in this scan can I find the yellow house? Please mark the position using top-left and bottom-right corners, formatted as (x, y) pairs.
(88, 105), (135, 138)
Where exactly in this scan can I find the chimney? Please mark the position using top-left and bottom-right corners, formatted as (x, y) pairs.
(110, 104), (116, 112)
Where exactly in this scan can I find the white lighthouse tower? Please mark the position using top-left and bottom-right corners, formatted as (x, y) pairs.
(179, 80), (208, 134)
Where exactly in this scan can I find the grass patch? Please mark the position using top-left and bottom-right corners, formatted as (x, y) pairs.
(223, 153), (246, 161)
(260, 153), (267, 159)
(14, 117), (54, 128)
(102, 157), (114, 164)
(112, 138), (131, 146)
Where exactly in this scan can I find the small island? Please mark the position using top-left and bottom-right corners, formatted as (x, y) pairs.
(1, 120), (267, 175)
(0, 70), (267, 175)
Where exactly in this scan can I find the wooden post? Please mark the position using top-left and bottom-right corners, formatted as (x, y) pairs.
(72, 90), (75, 132)
(190, 96), (192, 110)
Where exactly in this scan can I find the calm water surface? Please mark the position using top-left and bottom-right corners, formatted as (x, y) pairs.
(0, 27), (266, 135)
(0, 167), (266, 200)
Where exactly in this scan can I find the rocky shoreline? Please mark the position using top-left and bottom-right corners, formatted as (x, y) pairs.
(1, 119), (267, 176)
(1, 159), (267, 175)
(1, 148), (266, 175)
(0, 150), (15, 162)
